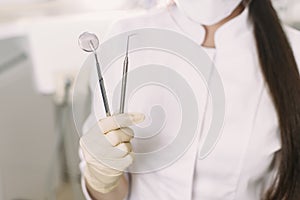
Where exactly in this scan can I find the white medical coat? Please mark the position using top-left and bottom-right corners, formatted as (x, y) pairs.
(80, 4), (300, 200)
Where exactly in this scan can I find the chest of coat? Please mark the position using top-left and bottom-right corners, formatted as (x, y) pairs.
(133, 49), (281, 199)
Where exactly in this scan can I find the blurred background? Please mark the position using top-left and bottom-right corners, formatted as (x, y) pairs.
(0, 0), (299, 199)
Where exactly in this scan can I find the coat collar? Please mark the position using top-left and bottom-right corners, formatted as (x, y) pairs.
(167, 4), (253, 50)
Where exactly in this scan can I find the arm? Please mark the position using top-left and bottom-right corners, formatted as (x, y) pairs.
(86, 175), (128, 200)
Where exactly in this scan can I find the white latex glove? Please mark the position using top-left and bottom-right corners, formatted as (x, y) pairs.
(80, 113), (145, 193)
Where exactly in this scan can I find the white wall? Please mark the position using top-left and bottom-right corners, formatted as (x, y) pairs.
(0, 0), (48, 5)
(272, 0), (300, 23)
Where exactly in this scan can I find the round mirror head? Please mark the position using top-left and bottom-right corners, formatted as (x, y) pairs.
(78, 32), (99, 52)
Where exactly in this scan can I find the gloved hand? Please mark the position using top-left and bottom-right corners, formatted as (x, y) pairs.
(80, 113), (145, 194)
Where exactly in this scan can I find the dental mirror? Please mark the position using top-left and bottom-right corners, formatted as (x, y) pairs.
(78, 32), (100, 52)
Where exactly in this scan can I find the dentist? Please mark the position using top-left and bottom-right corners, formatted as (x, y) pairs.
(79, 0), (300, 199)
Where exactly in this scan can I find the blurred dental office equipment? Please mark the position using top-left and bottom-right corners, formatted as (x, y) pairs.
(0, 35), (61, 200)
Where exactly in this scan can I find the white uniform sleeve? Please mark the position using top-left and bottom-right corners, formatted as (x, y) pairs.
(79, 148), (93, 200)
(78, 8), (170, 198)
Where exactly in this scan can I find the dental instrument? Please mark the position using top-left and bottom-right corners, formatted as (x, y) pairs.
(119, 35), (134, 113)
(78, 32), (111, 116)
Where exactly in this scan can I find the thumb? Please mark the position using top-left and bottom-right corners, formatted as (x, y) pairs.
(98, 113), (145, 134)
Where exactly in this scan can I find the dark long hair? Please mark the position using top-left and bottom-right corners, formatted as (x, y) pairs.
(248, 0), (300, 199)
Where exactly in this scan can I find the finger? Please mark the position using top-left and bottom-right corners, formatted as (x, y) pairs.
(116, 143), (132, 154)
(98, 113), (145, 134)
(105, 128), (134, 146)
(120, 127), (134, 137)
(100, 143), (132, 159)
(101, 152), (135, 171)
